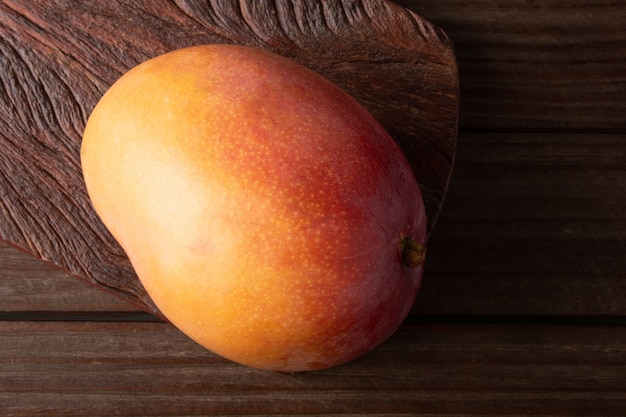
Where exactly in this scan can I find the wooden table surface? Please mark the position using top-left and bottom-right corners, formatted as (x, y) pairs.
(1, 0), (625, 415)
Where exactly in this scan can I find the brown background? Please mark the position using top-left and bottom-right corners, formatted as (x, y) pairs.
(1, 0), (625, 415)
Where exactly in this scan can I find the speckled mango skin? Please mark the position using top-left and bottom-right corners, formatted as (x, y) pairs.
(81, 44), (427, 372)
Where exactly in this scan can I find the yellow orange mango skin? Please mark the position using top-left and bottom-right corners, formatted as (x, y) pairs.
(81, 44), (426, 372)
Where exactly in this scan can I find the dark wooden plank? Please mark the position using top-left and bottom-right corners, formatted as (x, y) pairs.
(415, 131), (626, 317)
(1, 321), (625, 416)
(0, 242), (141, 313)
(398, 0), (626, 129)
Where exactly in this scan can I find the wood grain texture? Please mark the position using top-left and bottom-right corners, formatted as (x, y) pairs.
(0, 0), (459, 317)
(0, 242), (142, 313)
(2, 322), (625, 416)
(415, 131), (626, 317)
(398, 0), (626, 129)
